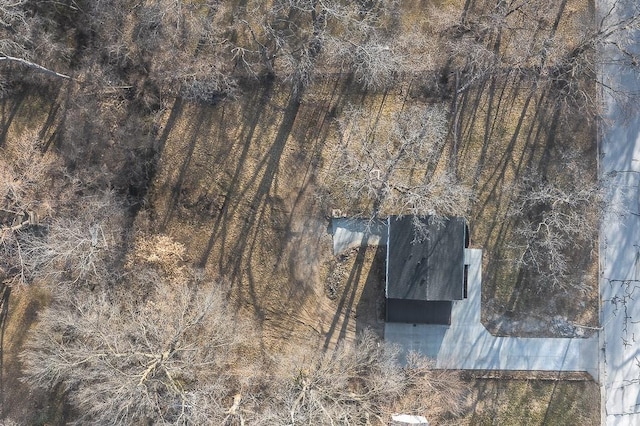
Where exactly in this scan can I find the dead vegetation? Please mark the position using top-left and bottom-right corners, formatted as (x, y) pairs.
(21, 240), (258, 425)
(461, 378), (600, 425)
(325, 103), (474, 238)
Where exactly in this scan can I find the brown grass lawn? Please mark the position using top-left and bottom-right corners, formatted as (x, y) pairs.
(457, 77), (599, 336)
(450, 0), (600, 336)
(145, 75), (599, 422)
(144, 78), (390, 351)
(460, 378), (600, 425)
(0, 285), (74, 424)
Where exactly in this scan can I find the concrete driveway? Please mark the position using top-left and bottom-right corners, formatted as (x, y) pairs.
(385, 249), (599, 378)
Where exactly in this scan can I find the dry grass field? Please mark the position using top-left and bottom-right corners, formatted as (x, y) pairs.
(143, 75), (599, 422)
(144, 78), (389, 351)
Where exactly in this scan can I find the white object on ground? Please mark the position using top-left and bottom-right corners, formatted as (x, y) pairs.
(391, 414), (429, 425)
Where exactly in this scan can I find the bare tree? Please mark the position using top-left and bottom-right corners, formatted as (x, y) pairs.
(0, 131), (126, 287)
(20, 238), (257, 425)
(19, 189), (125, 287)
(20, 233), (466, 424)
(325, 104), (473, 235)
(232, 0), (424, 91)
(267, 330), (467, 424)
(430, 0), (640, 118)
(130, 0), (237, 102)
(0, 0), (72, 84)
(50, 0), (238, 107)
(274, 330), (404, 424)
(326, 33), (405, 90)
(233, 0), (345, 89)
(507, 173), (602, 293)
(0, 132), (59, 285)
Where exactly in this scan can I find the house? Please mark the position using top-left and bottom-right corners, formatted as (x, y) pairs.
(382, 216), (598, 378)
(385, 215), (469, 325)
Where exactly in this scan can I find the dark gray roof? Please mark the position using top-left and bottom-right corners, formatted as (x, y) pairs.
(386, 216), (466, 301)
(386, 299), (452, 324)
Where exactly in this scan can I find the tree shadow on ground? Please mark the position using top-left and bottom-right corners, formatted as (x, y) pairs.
(163, 77), (353, 326)
(464, 377), (599, 424)
(453, 52), (598, 331)
(196, 80), (276, 268)
(354, 245), (386, 339)
(0, 286), (74, 424)
(0, 94), (25, 147)
(214, 83), (305, 320)
(322, 245), (368, 350)
(159, 105), (213, 231)
(0, 84), (66, 148)
(0, 284), (9, 420)
(317, 241), (386, 351)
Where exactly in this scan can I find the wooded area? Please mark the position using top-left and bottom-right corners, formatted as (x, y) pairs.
(0, 0), (637, 423)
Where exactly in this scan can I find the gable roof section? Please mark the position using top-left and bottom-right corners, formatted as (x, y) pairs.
(386, 215), (466, 301)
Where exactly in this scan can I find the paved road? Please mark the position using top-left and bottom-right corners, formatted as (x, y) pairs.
(599, 0), (640, 424)
(386, 249), (599, 377)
